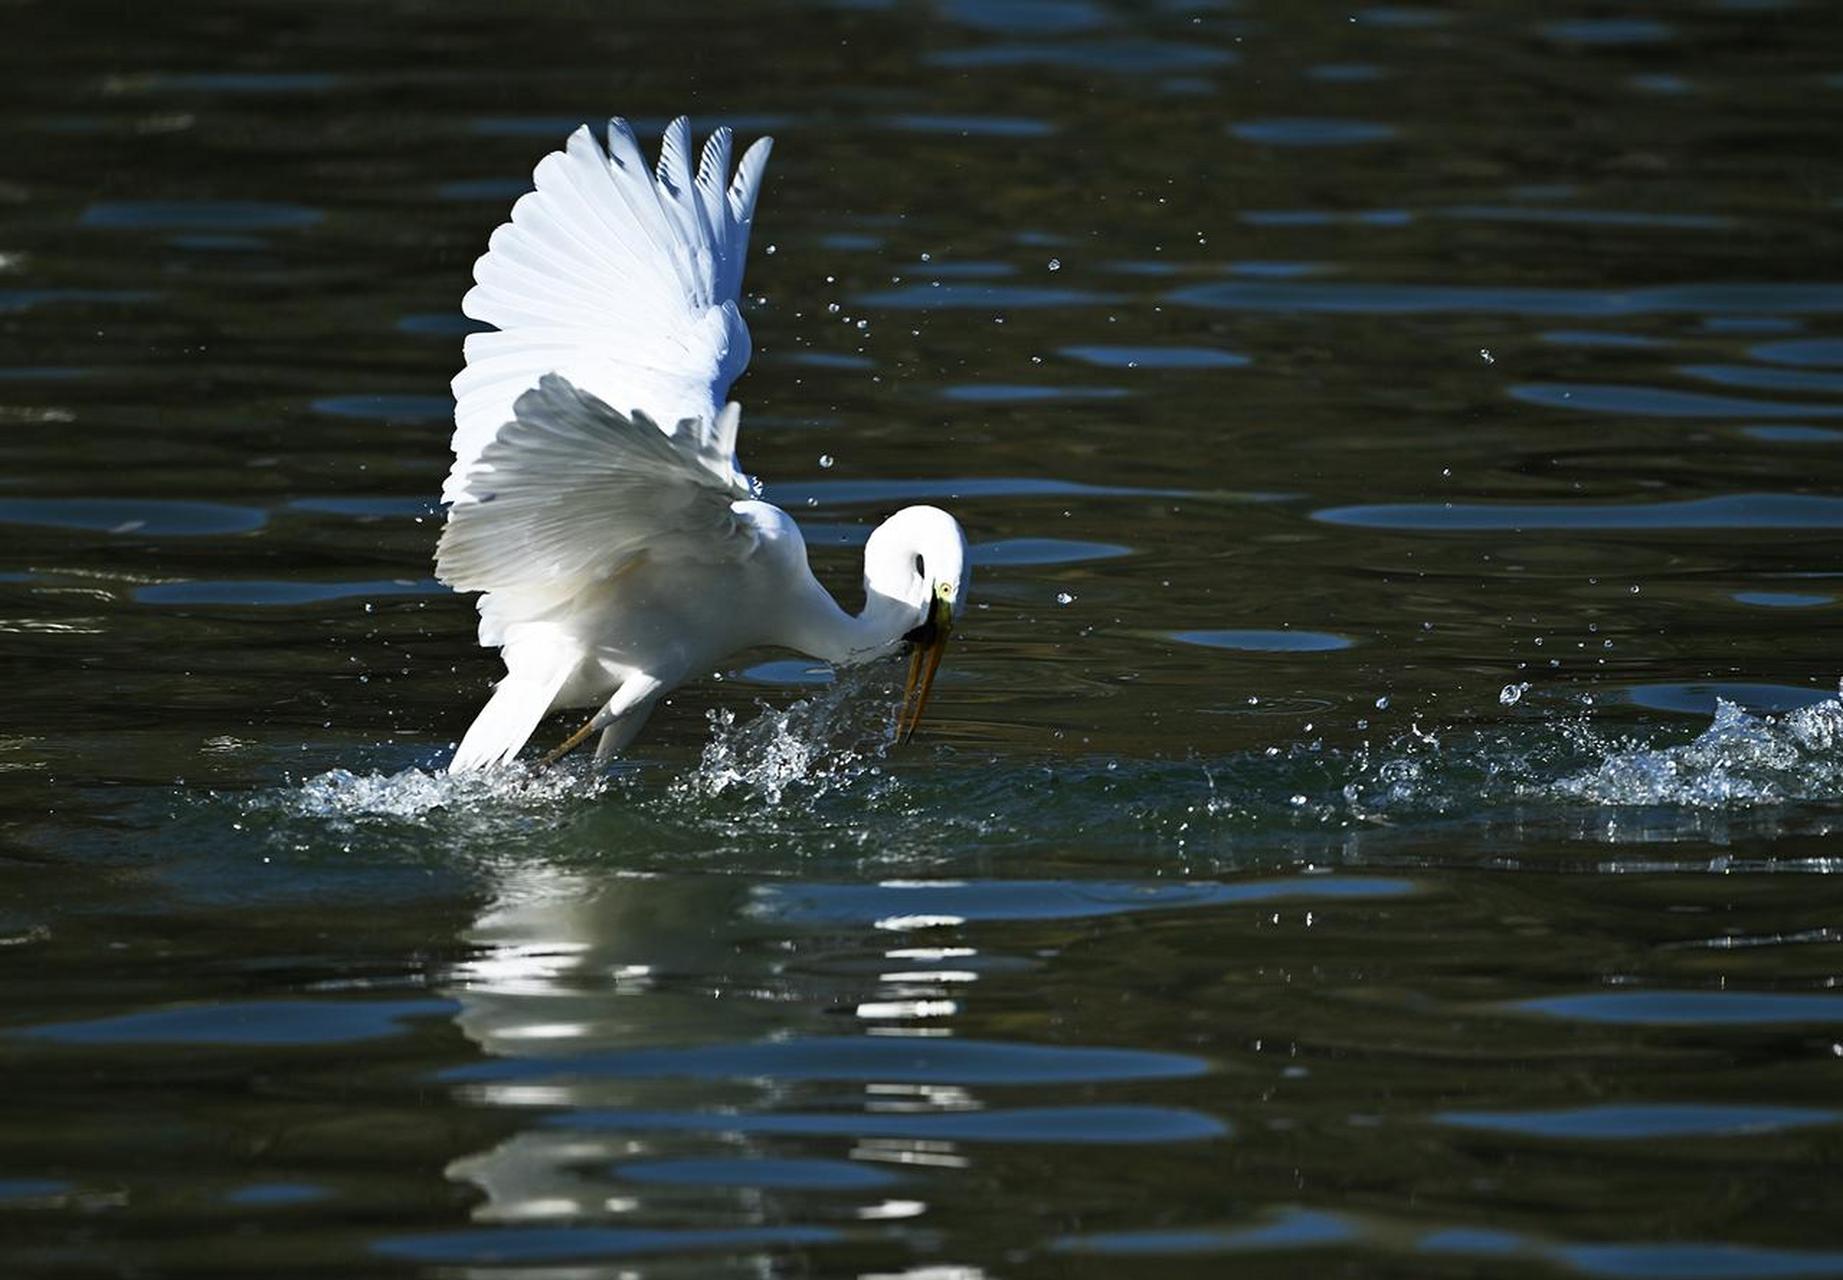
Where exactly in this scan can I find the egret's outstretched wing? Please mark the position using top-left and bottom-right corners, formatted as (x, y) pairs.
(446, 116), (772, 505)
(437, 375), (754, 596)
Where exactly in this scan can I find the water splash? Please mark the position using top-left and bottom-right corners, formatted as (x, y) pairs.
(254, 758), (610, 826)
(675, 664), (905, 806)
(1552, 696), (1843, 808)
(242, 680), (1843, 866)
(231, 664), (918, 870)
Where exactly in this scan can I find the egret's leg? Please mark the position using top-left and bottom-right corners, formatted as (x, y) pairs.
(540, 674), (665, 767)
(594, 704), (657, 761)
(593, 674), (665, 762)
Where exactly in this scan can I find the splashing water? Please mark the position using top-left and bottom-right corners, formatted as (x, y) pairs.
(1552, 696), (1843, 808)
(248, 662), (907, 840)
(243, 758), (616, 851)
(241, 677), (1843, 866)
(277, 759), (611, 821)
(676, 664), (905, 806)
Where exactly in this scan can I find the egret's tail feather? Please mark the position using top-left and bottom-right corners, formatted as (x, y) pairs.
(449, 667), (571, 773)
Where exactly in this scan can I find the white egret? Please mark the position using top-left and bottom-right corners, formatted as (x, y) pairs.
(436, 117), (967, 772)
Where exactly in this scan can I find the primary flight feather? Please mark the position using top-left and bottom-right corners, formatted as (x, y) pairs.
(435, 117), (967, 772)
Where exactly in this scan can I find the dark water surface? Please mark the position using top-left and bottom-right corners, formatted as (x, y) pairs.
(5, 1), (1843, 1275)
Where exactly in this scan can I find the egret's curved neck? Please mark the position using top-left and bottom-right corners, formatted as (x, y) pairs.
(780, 568), (914, 667)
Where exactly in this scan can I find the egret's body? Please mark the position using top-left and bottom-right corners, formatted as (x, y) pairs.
(435, 118), (965, 771)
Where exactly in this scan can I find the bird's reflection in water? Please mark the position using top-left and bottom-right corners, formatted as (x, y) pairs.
(438, 865), (980, 1237)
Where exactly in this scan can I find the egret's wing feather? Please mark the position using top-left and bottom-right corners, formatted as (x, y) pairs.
(446, 116), (772, 505)
(436, 375), (754, 596)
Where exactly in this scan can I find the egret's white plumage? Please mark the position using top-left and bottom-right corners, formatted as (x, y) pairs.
(436, 118), (967, 772)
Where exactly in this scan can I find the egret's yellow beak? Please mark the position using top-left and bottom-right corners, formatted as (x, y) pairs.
(897, 585), (954, 743)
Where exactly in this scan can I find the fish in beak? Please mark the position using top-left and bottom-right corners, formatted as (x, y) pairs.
(897, 583), (955, 743)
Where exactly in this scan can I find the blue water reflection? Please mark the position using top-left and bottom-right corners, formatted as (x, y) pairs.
(549, 1106), (1227, 1144)
(1317, 495), (1843, 531)
(137, 578), (443, 606)
(441, 1036), (1208, 1086)
(1510, 991), (1843, 1025)
(1511, 383), (1843, 417)
(1060, 344), (1250, 369)
(0, 498), (266, 536)
(1171, 629), (1354, 653)
(1173, 281), (1843, 315)
(1750, 337), (1843, 367)
(1436, 1103), (1838, 1139)
(753, 877), (1415, 926)
(927, 40), (1236, 73)
(19, 998), (455, 1046)
(80, 202), (323, 230)
(1230, 119), (1399, 146)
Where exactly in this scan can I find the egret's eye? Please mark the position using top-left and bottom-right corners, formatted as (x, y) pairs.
(913, 553), (926, 578)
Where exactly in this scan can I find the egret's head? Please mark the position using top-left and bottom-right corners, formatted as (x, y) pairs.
(863, 505), (967, 741)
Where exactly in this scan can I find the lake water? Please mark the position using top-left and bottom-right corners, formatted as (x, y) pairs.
(4, 1), (1843, 1275)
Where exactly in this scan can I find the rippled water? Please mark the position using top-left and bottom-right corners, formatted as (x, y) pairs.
(6, 1), (1843, 1275)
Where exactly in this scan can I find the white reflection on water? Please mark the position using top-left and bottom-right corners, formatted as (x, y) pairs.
(441, 868), (779, 1225)
(428, 843), (1244, 1231)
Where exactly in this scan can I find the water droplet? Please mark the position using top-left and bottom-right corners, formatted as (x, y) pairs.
(765, 244), (777, 255)
(818, 454), (835, 469)
(1499, 681), (1530, 706)
(1374, 696), (1389, 710)
(1055, 591), (1076, 606)
(826, 302), (840, 314)
(1479, 347), (1494, 364)
(1047, 257), (1062, 272)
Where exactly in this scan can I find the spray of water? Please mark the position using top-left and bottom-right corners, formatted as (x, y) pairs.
(255, 662), (905, 830)
(674, 663), (904, 806)
(1551, 695), (1843, 808)
(278, 759), (611, 823)
(249, 672), (1843, 861)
